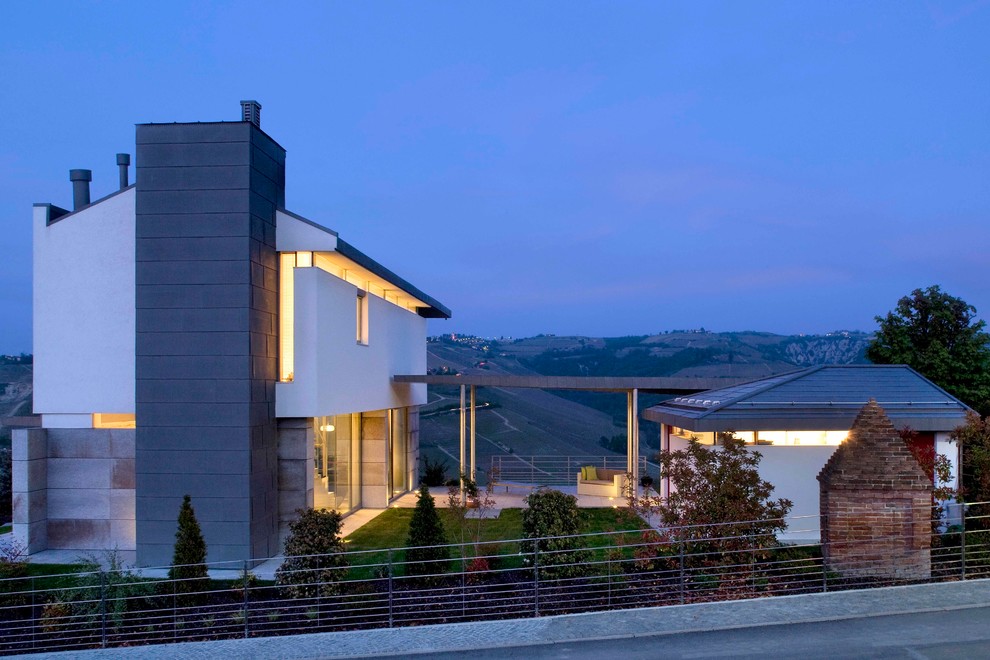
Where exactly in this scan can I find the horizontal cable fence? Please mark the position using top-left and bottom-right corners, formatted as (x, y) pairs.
(2, 502), (989, 654)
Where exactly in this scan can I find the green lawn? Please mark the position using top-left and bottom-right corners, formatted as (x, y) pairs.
(343, 506), (648, 578)
(346, 507), (645, 559)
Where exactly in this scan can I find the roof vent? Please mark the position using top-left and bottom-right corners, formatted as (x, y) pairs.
(116, 153), (130, 189)
(69, 169), (92, 210)
(240, 100), (262, 127)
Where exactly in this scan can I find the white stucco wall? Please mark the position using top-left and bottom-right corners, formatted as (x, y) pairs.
(275, 210), (338, 252)
(33, 190), (136, 419)
(276, 266), (427, 418)
(664, 434), (835, 533)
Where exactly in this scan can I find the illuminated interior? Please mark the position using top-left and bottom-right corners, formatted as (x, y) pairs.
(93, 413), (136, 429)
(356, 291), (368, 345)
(314, 414), (361, 514)
(670, 427), (847, 446)
(278, 250), (430, 382)
(389, 409), (407, 497)
(279, 253), (296, 382)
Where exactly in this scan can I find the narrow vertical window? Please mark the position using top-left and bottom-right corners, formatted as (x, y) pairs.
(356, 289), (369, 345)
(279, 253), (296, 382)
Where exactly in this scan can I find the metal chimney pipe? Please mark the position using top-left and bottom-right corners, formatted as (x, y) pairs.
(116, 153), (131, 189)
(69, 169), (92, 210)
(240, 100), (262, 127)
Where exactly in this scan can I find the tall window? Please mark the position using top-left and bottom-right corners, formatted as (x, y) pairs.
(313, 414), (361, 514)
(356, 290), (369, 345)
(389, 409), (408, 497)
(279, 253), (297, 382)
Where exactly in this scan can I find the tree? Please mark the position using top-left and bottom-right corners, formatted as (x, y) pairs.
(521, 488), (590, 577)
(0, 447), (11, 525)
(951, 412), (990, 527)
(168, 495), (208, 597)
(633, 433), (792, 556)
(405, 485), (449, 578)
(867, 286), (990, 416)
(275, 508), (347, 598)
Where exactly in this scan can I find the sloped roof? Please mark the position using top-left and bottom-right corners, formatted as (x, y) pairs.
(642, 365), (971, 432)
(817, 399), (931, 490)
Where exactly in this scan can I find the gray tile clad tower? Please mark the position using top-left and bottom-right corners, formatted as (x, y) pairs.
(134, 105), (285, 565)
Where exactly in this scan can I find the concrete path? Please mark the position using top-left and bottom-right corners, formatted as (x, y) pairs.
(20, 577), (990, 659)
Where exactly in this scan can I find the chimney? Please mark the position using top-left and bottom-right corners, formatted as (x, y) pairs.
(240, 100), (262, 127)
(69, 169), (92, 210)
(116, 153), (131, 189)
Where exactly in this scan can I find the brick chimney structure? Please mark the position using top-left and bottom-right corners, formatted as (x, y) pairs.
(818, 399), (933, 581)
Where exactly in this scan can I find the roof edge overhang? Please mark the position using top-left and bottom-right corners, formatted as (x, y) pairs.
(276, 207), (451, 319)
(35, 184), (135, 226)
(394, 374), (743, 392)
(335, 239), (451, 318)
(643, 406), (968, 433)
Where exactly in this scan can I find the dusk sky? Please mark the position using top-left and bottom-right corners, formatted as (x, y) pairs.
(2, 2), (988, 353)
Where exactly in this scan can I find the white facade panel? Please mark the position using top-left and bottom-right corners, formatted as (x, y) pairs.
(275, 210), (338, 252)
(33, 190), (136, 419)
(276, 266), (427, 418)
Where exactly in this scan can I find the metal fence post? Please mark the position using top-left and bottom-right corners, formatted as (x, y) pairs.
(316, 554), (322, 627)
(534, 542), (540, 617)
(31, 576), (36, 650)
(961, 505), (967, 580)
(100, 570), (107, 648)
(607, 540), (612, 608)
(172, 575), (177, 641)
(387, 549), (394, 628)
(243, 560), (249, 639)
(821, 515), (828, 593)
(678, 540), (685, 604)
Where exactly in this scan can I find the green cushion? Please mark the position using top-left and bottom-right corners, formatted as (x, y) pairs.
(586, 466), (598, 481)
(580, 466), (588, 480)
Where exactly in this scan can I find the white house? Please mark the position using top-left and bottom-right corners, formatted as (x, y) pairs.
(643, 365), (971, 523)
(14, 101), (450, 566)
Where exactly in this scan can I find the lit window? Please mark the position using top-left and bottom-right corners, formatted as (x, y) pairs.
(356, 290), (369, 345)
(279, 253), (296, 382)
(93, 413), (136, 429)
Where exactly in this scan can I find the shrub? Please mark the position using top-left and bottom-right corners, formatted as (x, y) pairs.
(405, 485), (449, 579)
(275, 508), (347, 599)
(521, 488), (590, 578)
(421, 455), (449, 487)
(168, 495), (208, 598)
(0, 447), (11, 525)
(66, 550), (157, 635)
(633, 432), (792, 558)
(0, 536), (29, 607)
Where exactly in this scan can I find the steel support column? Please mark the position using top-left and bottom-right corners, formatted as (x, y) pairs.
(627, 389), (639, 499)
(470, 385), (477, 483)
(459, 384), (466, 493)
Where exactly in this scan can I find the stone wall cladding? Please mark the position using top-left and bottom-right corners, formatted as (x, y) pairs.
(276, 418), (314, 536)
(818, 399), (932, 580)
(135, 121), (284, 565)
(11, 428), (48, 553)
(12, 428), (136, 552)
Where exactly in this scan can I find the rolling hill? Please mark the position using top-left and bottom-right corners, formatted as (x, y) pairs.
(419, 330), (872, 484)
